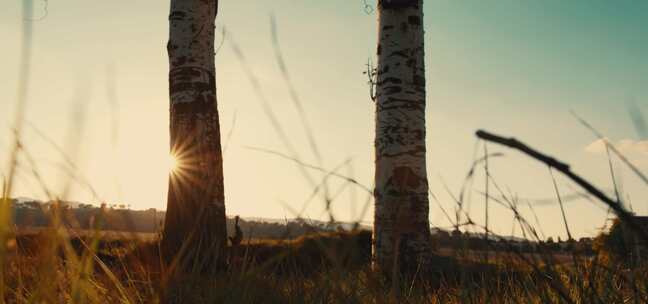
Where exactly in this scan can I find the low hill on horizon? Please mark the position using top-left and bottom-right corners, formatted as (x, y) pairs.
(7, 197), (537, 243)
(8, 197), (369, 239)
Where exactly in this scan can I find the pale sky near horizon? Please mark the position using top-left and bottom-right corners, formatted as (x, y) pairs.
(1, 0), (647, 240)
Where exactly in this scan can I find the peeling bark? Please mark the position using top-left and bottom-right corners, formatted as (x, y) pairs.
(374, 0), (432, 275)
(162, 0), (227, 274)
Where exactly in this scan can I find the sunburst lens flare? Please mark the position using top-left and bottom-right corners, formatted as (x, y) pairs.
(168, 153), (179, 174)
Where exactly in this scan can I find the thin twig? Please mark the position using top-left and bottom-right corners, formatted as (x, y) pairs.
(483, 142), (490, 261)
(571, 110), (648, 185)
(222, 110), (237, 155)
(270, 15), (333, 217)
(627, 101), (647, 139)
(484, 142), (490, 242)
(362, 0), (375, 14)
(245, 146), (372, 195)
(548, 167), (572, 240)
(296, 157), (354, 218)
(269, 15), (322, 166)
(605, 144), (622, 208)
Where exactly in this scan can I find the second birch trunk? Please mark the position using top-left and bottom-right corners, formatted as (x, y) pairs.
(373, 0), (432, 275)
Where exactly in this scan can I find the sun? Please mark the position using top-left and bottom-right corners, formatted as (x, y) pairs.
(167, 153), (179, 174)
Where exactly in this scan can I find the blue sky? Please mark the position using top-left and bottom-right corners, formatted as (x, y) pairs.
(1, 0), (647, 239)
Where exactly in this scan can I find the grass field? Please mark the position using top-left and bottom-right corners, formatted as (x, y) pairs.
(0, 224), (644, 303)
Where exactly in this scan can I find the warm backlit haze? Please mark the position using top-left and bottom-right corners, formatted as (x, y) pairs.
(167, 154), (178, 175)
(1, 0), (647, 240)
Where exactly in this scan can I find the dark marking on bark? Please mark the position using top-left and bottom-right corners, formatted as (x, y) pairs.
(388, 50), (409, 59)
(391, 166), (422, 191)
(408, 15), (421, 26)
(170, 55), (188, 66)
(171, 100), (216, 115)
(169, 11), (187, 21)
(413, 75), (425, 87)
(406, 58), (415, 68)
(377, 97), (424, 106)
(413, 129), (423, 140)
(169, 66), (216, 105)
(400, 22), (408, 33)
(378, 146), (426, 159)
(383, 86), (403, 95)
(377, 77), (402, 85)
(379, 0), (419, 10)
(378, 104), (424, 112)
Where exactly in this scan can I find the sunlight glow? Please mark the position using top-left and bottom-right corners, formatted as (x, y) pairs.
(167, 154), (179, 174)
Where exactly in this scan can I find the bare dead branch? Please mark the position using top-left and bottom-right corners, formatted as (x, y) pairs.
(476, 129), (648, 242)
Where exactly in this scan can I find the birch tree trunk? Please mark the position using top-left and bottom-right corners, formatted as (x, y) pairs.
(373, 0), (432, 275)
(161, 0), (226, 274)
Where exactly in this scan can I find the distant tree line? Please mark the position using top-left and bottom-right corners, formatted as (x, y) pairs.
(12, 199), (160, 233)
(431, 229), (595, 255)
(10, 199), (360, 239)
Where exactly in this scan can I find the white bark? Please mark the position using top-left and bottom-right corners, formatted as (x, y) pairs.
(168, 0), (217, 105)
(373, 0), (432, 274)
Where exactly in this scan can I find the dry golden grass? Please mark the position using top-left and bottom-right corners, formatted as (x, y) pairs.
(0, 226), (644, 303)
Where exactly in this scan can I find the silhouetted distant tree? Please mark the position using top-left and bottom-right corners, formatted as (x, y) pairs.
(229, 216), (243, 246)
